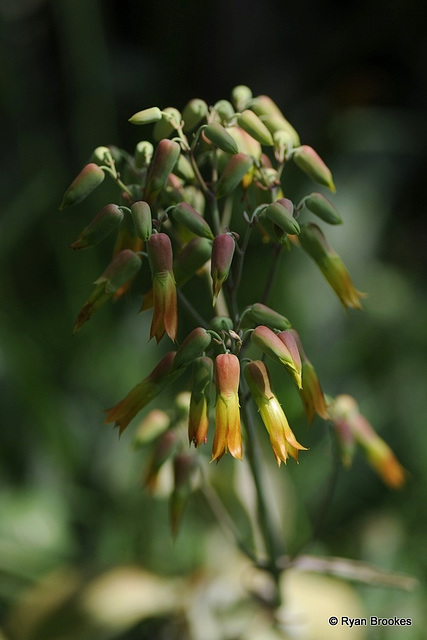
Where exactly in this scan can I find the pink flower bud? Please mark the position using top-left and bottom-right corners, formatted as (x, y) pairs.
(147, 233), (178, 343)
(59, 163), (105, 210)
(70, 204), (123, 250)
(211, 233), (235, 305)
(144, 139), (180, 205)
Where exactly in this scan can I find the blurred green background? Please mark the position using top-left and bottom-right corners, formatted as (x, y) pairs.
(1, 1), (426, 638)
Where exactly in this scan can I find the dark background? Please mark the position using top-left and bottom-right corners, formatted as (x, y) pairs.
(1, 1), (426, 638)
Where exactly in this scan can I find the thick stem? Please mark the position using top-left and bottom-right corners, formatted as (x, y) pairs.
(239, 382), (284, 606)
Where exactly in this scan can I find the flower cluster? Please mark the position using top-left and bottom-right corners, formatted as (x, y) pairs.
(60, 85), (404, 512)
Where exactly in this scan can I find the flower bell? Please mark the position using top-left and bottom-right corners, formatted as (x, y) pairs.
(189, 356), (213, 447)
(147, 233), (178, 343)
(244, 360), (307, 465)
(251, 325), (302, 389)
(105, 351), (179, 435)
(298, 223), (364, 310)
(212, 353), (242, 462)
(328, 395), (406, 489)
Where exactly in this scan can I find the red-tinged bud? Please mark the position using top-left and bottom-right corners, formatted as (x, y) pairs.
(128, 106), (162, 125)
(145, 430), (180, 492)
(226, 127), (262, 159)
(277, 330), (302, 387)
(133, 409), (171, 448)
(289, 329), (329, 423)
(211, 233), (235, 305)
(231, 85), (253, 112)
(213, 99), (235, 122)
(189, 356), (213, 447)
(250, 95), (300, 146)
(131, 201), (152, 241)
(293, 145), (335, 192)
(94, 249), (142, 294)
(244, 361), (307, 465)
(59, 163), (105, 210)
(215, 153), (253, 199)
(212, 353), (242, 462)
(147, 233), (178, 343)
(299, 223), (365, 310)
(172, 327), (212, 371)
(172, 202), (214, 240)
(204, 122), (239, 155)
(263, 200), (300, 235)
(105, 351), (180, 435)
(170, 454), (199, 537)
(70, 204), (123, 250)
(144, 139), (180, 205)
(134, 141), (154, 168)
(182, 98), (208, 131)
(304, 192), (342, 225)
(328, 395), (406, 489)
(251, 325), (302, 388)
(153, 107), (181, 141)
(173, 237), (212, 287)
(237, 109), (274, 146)
(242, 303), (291, 331)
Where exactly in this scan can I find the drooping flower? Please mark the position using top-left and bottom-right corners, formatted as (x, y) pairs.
(251, 325), (302, 389)
(147, 233), (178, 343)
(105, 351), (179, 435)
(212, 353), (242, 462)
(210, 234), (235, 306)
(189, 356), (213, 447)
(244, 360), (307, 466)
(328, 394), (406, 489)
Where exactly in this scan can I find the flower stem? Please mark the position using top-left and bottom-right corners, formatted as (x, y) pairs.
(239, 382), (284, 606)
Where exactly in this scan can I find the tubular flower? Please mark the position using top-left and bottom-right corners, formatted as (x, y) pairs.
(298, 223), (364, 310)
(289, 329), (329, 424)
(189, 357), (213, 447)
(105, 352), (179, 435)
(244, 361), (307, 466)
(212, 354), (242, 462)
(251, 325), (302, 389)
(211, 233), (235, 305)
(328, 394), (406, 489)
(147, 233), (178, 343)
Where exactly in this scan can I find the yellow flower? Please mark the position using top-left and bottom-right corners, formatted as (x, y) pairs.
(244, 360), (307, 466)
(147, 233), (178, 343)
(212, 354), (242, 462)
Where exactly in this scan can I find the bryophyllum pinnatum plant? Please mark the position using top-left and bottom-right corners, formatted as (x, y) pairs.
(60, 85), (407, 610)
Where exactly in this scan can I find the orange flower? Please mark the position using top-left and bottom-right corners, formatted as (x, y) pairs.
(244, 360), (307, 466)
(189, 357), (213, 448)
(212, 354), (242, 462)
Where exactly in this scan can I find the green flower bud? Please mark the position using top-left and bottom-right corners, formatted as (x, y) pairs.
(172, 202), (214, 240)
(209, 316), (234, 333)
(174, 154), (196, 182)
(128, 106), (163, 125)
(303, 192), (342, 225)
(94, 249), (142, 294)
(153, 107), (182, 141)
(213, 99), (235, 122)
(172, 327), (212, 371)
(173, 237), (212, 286)
(134, 141), (154, 169)
(204, 122), (239, 155)
(182, 98), (208, 131)
(211, 233), (235, 304)
(293, 145), (336, 192)
(242, 303), (291, 331)
(70, 203), (123, 250)
(250, 95), (300, 146)
(131, 201), (152, 241)
(215, 153), (253, 199)
(231, 85), (253, 112)
(144, 139), (180, 204)
(264, 200), (300, 235)
(133, 409), (171, 448)
(59, 163), (105, 210)
(91, 146), (112, 164)
(237, 109), (274, 146)
(170, 453), (199, 536)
